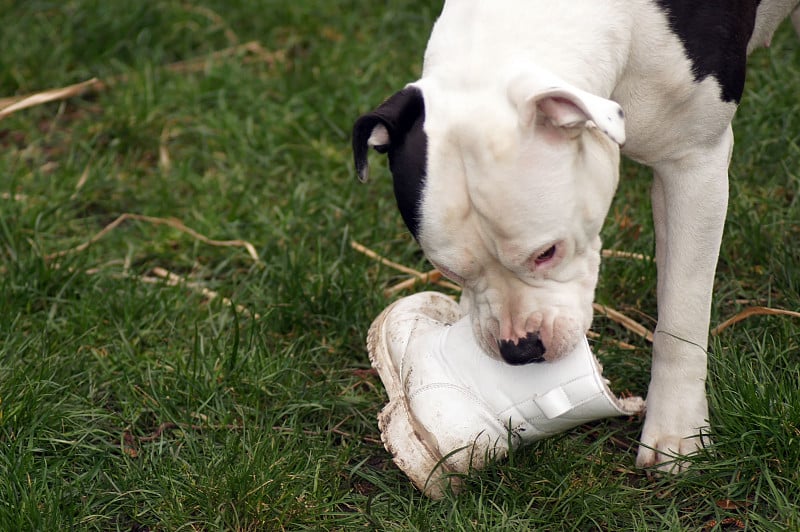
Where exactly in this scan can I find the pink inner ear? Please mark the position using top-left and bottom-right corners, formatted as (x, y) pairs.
(537, 96), (589, 128)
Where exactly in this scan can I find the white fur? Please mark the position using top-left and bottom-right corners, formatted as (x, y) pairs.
(405, 0), (799, 472)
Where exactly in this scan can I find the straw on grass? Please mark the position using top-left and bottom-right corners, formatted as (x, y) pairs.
(711, 306), (800, 336)
(0, 78), (104, 120)
(0, 41), (285, 121)
(45, 213), (261, 264)
(350, 240), (460, 293)
(147, 267), (260, 319)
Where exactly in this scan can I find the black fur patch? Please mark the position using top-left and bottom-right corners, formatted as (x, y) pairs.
(655, 0), (760, 103)
(352, 87), (428, 239)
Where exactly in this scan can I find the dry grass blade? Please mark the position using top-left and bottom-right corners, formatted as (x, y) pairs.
(0, 78), (103, 119)
(163, 41), (285, 75)
(0, 42), (283, 121)
(711, 306), (800, 336)
(1, 192), (29, 202)
(602, 249), (652, 261)
(45, 213), (261, 263)
(159, 124), (173, 173)
(148, 267), (260, 319)
(84, 265), (260, 319)
(350, 240), (428, 277)
(586, 331), (638, 351)
(178, 3), (239, 45)
(70, 162), (92, 200)
(384, 269), (448, 296)
(350, 241), (460, 293)
(593, 303), (655, 343)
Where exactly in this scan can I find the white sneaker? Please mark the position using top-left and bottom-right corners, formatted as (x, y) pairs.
(367, 291), (644, 498)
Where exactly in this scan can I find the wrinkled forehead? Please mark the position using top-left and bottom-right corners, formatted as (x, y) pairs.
(426, 113), (579, 228)
(422, 94), (516, 199)
(420, 141), (582, 270)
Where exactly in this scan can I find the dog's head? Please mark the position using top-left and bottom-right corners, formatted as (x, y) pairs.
(353, 69), (625, 363)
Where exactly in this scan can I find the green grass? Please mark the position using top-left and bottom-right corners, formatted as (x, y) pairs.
(0, 1), (798, 529)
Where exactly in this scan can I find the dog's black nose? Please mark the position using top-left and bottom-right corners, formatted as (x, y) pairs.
(498, 333), (546, 365)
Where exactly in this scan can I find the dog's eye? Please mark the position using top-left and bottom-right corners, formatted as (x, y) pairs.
(534, 245), (557, 265)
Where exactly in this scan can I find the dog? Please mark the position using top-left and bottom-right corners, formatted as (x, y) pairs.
(353, 1), (800, 471)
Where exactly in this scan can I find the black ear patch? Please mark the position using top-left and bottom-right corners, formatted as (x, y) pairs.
(352, 86), (428, 240)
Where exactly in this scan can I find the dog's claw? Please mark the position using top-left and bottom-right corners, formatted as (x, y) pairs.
(636, 428), (711, 473)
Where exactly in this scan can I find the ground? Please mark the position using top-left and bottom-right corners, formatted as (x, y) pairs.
(0, 1), (798, 530)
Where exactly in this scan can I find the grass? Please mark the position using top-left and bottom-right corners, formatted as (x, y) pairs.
(0, 1), (798, 529)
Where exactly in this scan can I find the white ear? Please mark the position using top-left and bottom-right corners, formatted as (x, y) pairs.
(508, 69), (626, 145)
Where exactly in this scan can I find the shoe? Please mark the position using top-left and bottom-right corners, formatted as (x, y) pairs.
(367, 291), (644, 498)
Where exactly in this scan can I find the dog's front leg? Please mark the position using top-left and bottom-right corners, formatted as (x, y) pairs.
(636, 125), (734, 472)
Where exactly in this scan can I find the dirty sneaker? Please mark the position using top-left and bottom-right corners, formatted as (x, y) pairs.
(367, 291), (644, 498)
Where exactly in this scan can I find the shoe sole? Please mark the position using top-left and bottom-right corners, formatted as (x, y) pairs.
(367, 292), (463, 499)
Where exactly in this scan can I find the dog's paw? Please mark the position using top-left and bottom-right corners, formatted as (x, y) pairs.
(635, 425), (709, 473)
(635, 388), (710, 473)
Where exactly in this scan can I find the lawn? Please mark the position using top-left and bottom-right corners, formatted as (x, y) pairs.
(0, 1), (798, 530)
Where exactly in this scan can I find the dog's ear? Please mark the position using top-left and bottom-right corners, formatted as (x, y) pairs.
(352, 86), (425, 182)
(509, 71), (626, 145)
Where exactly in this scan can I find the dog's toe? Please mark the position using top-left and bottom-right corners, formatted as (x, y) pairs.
(636, 430), (710, 473)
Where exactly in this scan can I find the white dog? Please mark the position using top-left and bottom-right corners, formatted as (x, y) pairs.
(353, 1), (800, 471)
